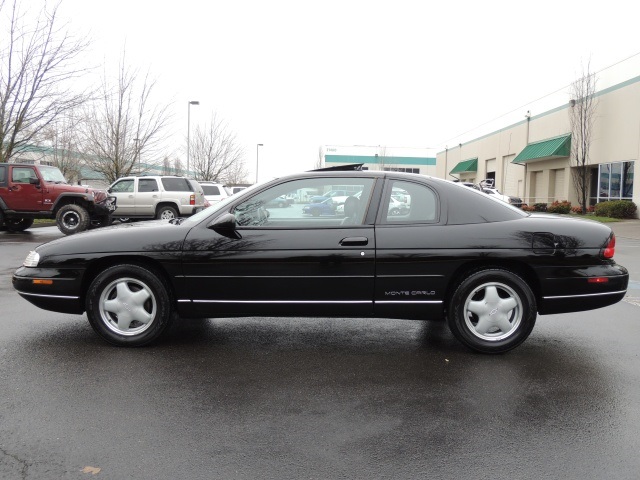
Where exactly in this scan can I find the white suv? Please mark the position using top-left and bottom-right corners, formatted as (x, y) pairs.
(199, 181), (230, 204)
(108, 176), (206, 220)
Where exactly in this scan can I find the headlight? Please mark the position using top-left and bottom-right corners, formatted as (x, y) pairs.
(23, 251), (40, 267)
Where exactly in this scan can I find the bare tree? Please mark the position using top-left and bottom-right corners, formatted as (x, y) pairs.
(174, 157), (183, 175)
(162, 156), (172, 175)
(314, 146), (324, 169)
(189, 113), (245, 182)
(0, 0), (91, 162)
(569, 63), (598, 214)
(224, 159), (249, 185)
(376, 145), (388, 170)
(82, 50), (171, 184)
(42, 108), (84, 180)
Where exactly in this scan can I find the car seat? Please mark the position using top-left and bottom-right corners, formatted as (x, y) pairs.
(341, 196), (360, 225)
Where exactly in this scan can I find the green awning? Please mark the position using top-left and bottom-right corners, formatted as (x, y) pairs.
(513, 134), (571, 164)
(449, 158), (478, 175)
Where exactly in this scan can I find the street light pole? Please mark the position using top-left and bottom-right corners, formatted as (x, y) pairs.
(256, 143), (263, 184)
(187, 100), (200, 176)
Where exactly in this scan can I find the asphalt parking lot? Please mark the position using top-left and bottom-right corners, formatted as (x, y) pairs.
(1, 223), (640, 479)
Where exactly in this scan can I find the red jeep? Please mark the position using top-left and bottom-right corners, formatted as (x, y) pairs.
(0, 163), (116, 235)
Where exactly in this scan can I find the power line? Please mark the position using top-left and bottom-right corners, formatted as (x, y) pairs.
(437, 50), (640, 147)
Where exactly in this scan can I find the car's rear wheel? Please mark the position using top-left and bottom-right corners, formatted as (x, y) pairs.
(447, 269), (536, 354)
(156, 205), (178, 220)
(86, 264), (175, 347)
(5, 218), (34, 232)
(56, 204), (90, 234)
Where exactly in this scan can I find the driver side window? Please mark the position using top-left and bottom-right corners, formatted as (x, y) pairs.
(233, 177), (375, 228)
(111, 179), (134, 193)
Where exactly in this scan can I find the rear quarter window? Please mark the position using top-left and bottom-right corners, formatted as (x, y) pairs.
(0, 165), (5, 184)
(161, 178), (193, 192)
(444, 182), (526, 224)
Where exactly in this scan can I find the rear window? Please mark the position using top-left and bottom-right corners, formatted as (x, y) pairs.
(0, 165), (5, 183)
(202, 185), (221, 195)
(139, 178), (159, 192)
(161, 178), (193, 192)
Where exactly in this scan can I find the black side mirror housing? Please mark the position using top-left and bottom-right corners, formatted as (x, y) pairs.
(207, 213), (241, 239)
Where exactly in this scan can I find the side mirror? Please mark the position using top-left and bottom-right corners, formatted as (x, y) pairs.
(207, 213), (237, 231)
(207, 213), (241, 239)
(107, 188), (113, 193)
(29, 177), (41, 187)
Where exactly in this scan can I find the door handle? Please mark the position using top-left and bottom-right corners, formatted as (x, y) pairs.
(340, 237), (368, 246)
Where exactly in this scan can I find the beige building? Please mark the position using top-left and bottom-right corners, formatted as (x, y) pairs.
(437, 75), (639, 211)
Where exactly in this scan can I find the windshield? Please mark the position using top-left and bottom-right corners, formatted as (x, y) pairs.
(39, 165), (67, 183)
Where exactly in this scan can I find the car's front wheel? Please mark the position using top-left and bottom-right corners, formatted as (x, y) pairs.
(56, 204), (90, 234)
(447, 269), (537, 354)
(86, 264), (175, 347)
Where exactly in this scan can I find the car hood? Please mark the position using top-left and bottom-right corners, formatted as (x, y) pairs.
(48, 183), (110, 202)
(35, 220), (190, 258)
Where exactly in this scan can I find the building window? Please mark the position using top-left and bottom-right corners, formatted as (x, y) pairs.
(382, 167), (420, 174)
(597, 161), (634, 202)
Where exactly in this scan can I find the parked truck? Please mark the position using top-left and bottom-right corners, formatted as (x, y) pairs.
(0, 163), (116, 235)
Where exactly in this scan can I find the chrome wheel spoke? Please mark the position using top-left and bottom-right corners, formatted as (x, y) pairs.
(99, 277), (156, 336)
(464, 281), (523, 342)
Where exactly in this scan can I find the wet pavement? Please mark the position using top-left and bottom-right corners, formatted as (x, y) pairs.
(1, 224), (640, 479)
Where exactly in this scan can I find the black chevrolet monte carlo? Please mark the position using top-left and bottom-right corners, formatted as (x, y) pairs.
(13, 167), (629, 353)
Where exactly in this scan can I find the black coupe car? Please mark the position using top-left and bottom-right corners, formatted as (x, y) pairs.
(13, 169), (629, 353)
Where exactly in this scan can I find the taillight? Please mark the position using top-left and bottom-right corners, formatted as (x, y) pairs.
(603, 234), (616, 259)
(190, 194), (195, 205)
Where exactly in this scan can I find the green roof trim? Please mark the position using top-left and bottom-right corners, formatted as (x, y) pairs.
(325, 154), (436, 166)
(513, 134), (571, 164)
(449, 157), (478, 175)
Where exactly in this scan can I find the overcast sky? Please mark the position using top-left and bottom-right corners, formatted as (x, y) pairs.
(58, 0), (640, 181)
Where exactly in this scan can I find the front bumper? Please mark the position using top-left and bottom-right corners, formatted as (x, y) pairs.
(98, 195), (117, 214)
(12, 266), (85, 314)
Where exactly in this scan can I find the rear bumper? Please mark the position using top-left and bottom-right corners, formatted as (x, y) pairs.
(537, 263), (629, 314)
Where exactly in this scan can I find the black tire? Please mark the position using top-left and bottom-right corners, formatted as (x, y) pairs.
(86, 264), (175, 347)
(89, 214), (112, 229)
(389, 207), (400, 216)
(311, 208), (320, 217)
(447, 269), (537, 354)
(56, 204), (90, 235)
(5, 217), (34, 232)
(156, 205), (178, 220)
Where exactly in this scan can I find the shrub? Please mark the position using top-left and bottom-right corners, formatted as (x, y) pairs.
(571, 204), (597, 214)
(594, 200), (638, 219)
(533, 203), (547, 212)
(547, 200), (572, 214)
(521, 204), (535, 212)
